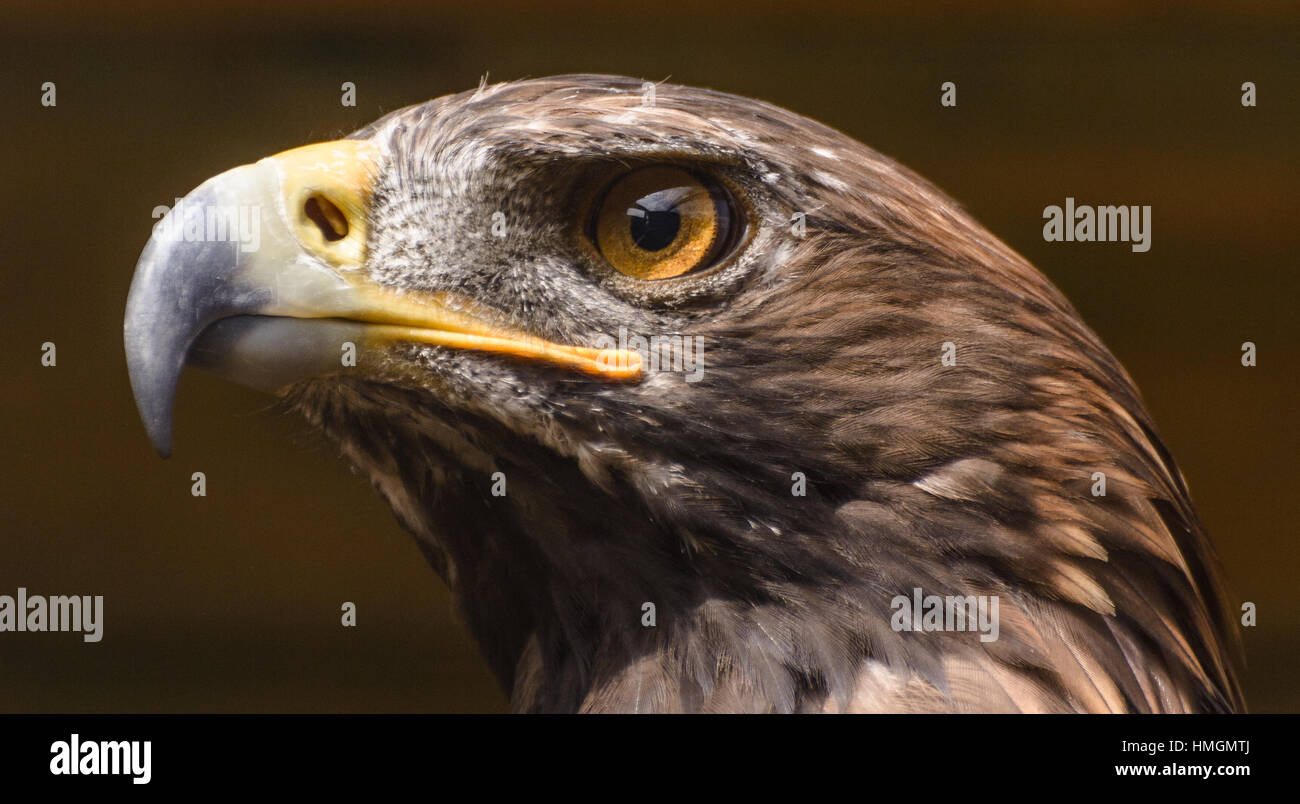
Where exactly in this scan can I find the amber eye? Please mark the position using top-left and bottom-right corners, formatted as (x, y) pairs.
(591, 166), (739, 280)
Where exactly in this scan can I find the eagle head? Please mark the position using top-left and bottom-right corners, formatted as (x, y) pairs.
(124, 75), (1243, 713)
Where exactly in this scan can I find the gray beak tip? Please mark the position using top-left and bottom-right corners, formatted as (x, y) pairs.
(152, 438), (174, 460)
(125, 354), (178, 460)
(145, 411), (175, 458)
(124, 303), (183, 461)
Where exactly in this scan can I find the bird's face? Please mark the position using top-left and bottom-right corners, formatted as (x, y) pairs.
(127, 77), (820, 458)
(128, 75), (1040, 482)
(330, 82), (785, 440)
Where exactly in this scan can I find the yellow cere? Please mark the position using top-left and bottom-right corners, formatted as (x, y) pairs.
(270, 139), (380, 269)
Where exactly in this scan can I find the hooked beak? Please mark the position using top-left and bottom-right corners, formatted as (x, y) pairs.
(124, 139), (641, 457)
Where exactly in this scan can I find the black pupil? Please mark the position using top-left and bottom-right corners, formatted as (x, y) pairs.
(627, 189), (683, 251)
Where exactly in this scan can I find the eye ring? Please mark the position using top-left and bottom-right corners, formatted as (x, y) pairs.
(586, 166), (744, 280)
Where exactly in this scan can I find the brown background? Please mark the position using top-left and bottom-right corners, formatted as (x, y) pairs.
(1, 1), (1296, 712)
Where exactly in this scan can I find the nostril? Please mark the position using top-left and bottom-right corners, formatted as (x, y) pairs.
(304, 194), (349, 241)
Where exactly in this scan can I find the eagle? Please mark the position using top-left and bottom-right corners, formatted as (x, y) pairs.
(124, 74), (1244, 713)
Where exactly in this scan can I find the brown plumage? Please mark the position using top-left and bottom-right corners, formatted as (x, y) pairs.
(125, 75), (1244, 712)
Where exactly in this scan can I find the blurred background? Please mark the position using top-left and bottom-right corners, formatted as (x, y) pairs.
(1, 0), (1296, 712)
